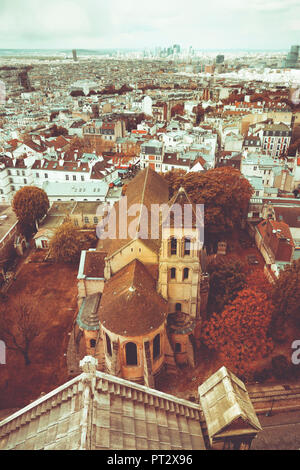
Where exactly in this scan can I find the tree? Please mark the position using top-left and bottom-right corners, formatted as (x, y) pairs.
(163, 167), (253, 244)
(170, 103), (184, 117)
(49, 222), (83, 263)
(0, 301), (42, 365)
(49, 124), (68, 137)
(202, 288), (274, 378)
(206, 257), (247, 315)
(271, 259), (300, 327)
(70, 90), (84, 97)
(192, 104), (205, 125)
(12, 186), (49, 233)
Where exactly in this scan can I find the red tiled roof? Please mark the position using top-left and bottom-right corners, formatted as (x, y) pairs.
(32, 160), (90, 172)
(84, 251), (106, 278)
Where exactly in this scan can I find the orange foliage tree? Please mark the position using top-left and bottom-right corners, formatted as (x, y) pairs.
(163, 167), (253, 243)
(202, 288), (274, 379)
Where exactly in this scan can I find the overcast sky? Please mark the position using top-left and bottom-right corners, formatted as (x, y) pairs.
(0, 0), (299, 50)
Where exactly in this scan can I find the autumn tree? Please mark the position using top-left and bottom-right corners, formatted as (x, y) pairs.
(70, 89), (84, 97)
(192, 104), (205, 125)
(171, 103), (184, 117)
(12, 186), (49, 233)
(206, 257), (247, 315)
(271, 259), (300, 327)
(202, 288), (274, 378)
(163, 167), (253, 245)
(49, 124), (68, 137)
(0, 301), (42, 366)
(49, 221), (83, 263)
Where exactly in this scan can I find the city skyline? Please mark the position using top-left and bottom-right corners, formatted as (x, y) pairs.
(0, 0), (299, 51)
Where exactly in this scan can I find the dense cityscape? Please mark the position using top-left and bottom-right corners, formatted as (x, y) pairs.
(0, 0), (300, 455)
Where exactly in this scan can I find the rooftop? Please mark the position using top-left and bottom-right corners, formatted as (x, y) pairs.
(0, 206), (18, 246)
(98, 259), (167, 336)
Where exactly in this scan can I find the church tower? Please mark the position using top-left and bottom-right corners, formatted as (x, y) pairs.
(157, 187), (204, 319)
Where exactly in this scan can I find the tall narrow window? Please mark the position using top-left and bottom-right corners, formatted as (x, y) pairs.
(90, 339), (96, 348)
(175, 303), (181, 312)
(153, 334), (160, 361)
(170, 267), (176, 279)
(184, 238), (191, 256)
(125, 342), (138, 366)
(170, 237), (177, 255)
(106, 333), (112, 357)
(175, 343), (181, 352)
(183, 268), (189, 280)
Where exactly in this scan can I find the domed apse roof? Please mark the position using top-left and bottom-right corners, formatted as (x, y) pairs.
(98, 259), (167, 337)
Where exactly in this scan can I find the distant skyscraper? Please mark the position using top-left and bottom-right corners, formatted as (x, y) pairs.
(216, 54), (224, 64)
(284, 45), (299, 69)
(72, 49), (78, 62)
(173, 44), (181, 54)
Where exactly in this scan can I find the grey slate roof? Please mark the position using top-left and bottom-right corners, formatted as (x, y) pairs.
(76, 293), (101, 331)
(198, 366), (262, 445)
(0, 357), (205, 450)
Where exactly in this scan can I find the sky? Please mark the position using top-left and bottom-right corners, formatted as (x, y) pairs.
(0, 0), (299, 51)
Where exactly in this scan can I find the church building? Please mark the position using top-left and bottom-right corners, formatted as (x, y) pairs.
(73, 167), (209, 386)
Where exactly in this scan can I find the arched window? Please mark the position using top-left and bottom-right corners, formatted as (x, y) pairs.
(90, 339), (96, 348)
(170, 237), (177, 255)
(175, 303), (181, 312)
(175, 342), (181, 353)
(170, 267), (176, 279)
(125, 342), (138, 366)
(106, 333), (112, 356)
(184, 238), (191, 256)
(183, 267), (189, 280)
(153, 334), (160, 361)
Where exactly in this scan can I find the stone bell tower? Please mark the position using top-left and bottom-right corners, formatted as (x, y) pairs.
(157, 187), (204, 319)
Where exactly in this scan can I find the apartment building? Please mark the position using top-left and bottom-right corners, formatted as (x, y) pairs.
(261, 123), (291, 157)
(140, 139), (164, 172)
(83, 119), (126, 145)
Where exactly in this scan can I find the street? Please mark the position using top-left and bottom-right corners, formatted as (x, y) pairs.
(252, 410), (300, 450)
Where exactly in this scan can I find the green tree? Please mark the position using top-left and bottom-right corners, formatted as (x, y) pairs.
(12, 186), (49, 233)
(207, 257), (247, 315)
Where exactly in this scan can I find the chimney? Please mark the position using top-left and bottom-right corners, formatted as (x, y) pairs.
(59, 159), (64, 167)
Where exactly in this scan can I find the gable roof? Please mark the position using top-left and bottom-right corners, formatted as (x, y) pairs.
(163, 186), (203, 231)
(198, 366), (262, 445)
(274, 206), (300, 228)
(0, 356), (205, 450)
(100, 167), (169, 258)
